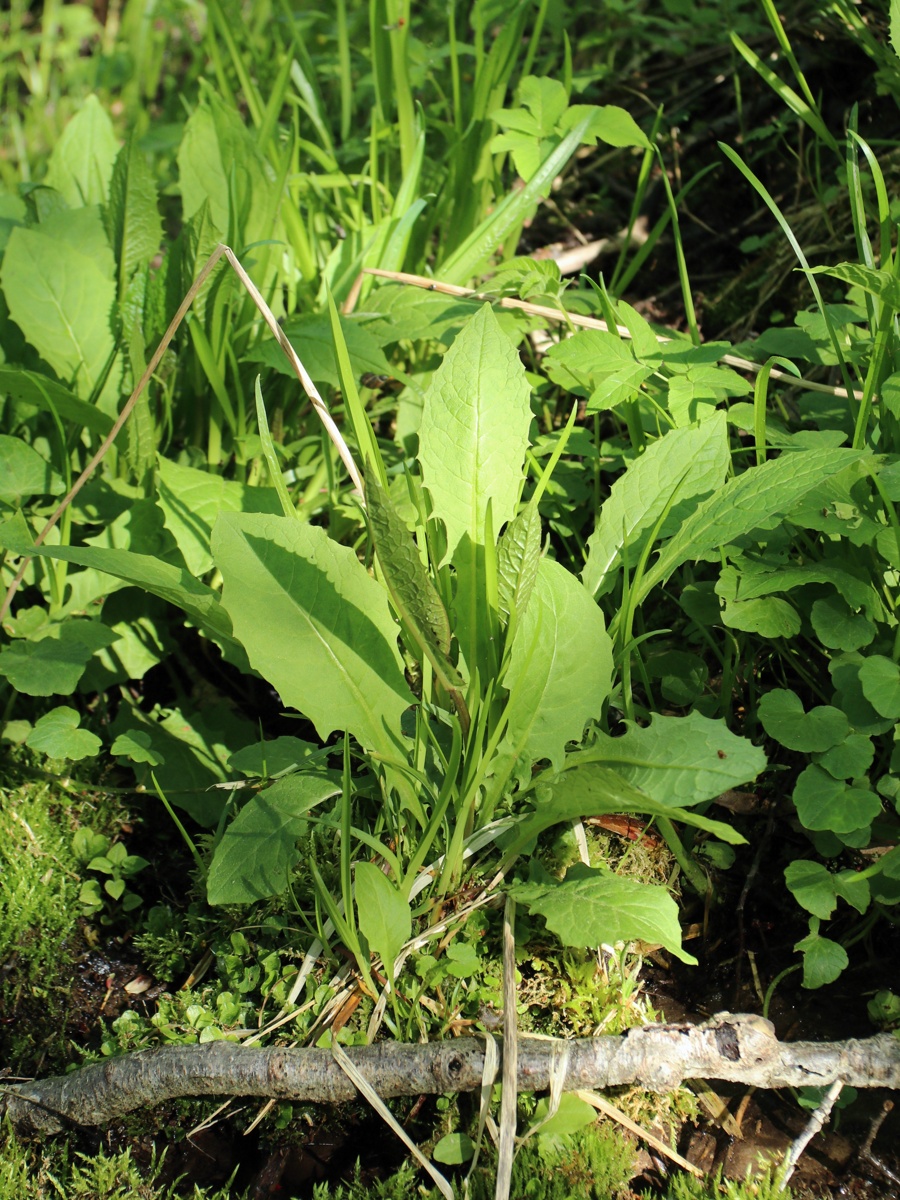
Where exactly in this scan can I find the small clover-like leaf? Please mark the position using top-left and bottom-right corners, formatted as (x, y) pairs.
(758, 689), (849, 753)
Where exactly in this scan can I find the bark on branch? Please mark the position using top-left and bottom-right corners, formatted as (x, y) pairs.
(4, 1015), (900, 1136)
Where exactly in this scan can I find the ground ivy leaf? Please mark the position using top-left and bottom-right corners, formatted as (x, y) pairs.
(207, 772), (342, 905)
(830, 653), (894, 735)
(568, 711), (766, 807)
(785, 861), (840, 919)
(111, 729), (165, 766)
(816, 734), (874, 780)
(213, 512), (414, 753)
(793, 765), (881, 833)
(0, 621), (118, 697)
(511, 863), (697, 963)
(499, 558), (613, 776)
(583, 415), (729, 599)
(355, 861), (411, 974)
(25, 706), (101, 761)
(758, 689), (849, 753)
(418, 303), (532, 561)
(858, 655), (900, 719)
(794, 927), (849, 989)
(811, 594), (875, 652)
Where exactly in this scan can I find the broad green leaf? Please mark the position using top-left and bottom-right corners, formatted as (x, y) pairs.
(544, 332), (653, 412)
(157, 456), (282, 577)
(229, 736), (319, 778)
(80, 589), (173, 691)
(583, 415), (729, 598)
(858, 655), (900, 719)
(0, 436), (64, 503)
(497, 502), (542, 623)
(721, 595), (800, 638)
(207, 772), (342, 905)
(793, 765), (881, 833)
(246, 313), (392, 389)
(563, 104), (651, 150)
(758, 689), (849, 753)
(365, 471), (463, 700)
(794, 926), (848, 989)
(44, 95), (119, 207)
(511, 863), (696, 963)
(419, 304), (532, 560)
(785, 860), (870, 920)
(212, 512), (414, 751)
(355, 860), (412, 974)
(0, 367), (114, 435)
(808, 261), (900, 309)
(25, 706), (101, 761)
(114, 701), (256, 825)
(499, 558), (613, 776)
(106, 133), (163, 300)
(637, 448), (867, 603)
(0, 621), (118, 697)
(0, 533), (236, 648)
(0, 211), (117, 400)
(569, 711), (764, 806)
(504, 765), (746, 863)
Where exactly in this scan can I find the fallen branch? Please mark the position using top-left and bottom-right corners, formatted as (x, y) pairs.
(4, 1015), (899, 1137)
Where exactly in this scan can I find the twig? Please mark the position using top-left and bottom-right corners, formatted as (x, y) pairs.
(363, 268), (863, 402)
(777, 1078), (843, 1192)
(4, 1016), (900, 1137)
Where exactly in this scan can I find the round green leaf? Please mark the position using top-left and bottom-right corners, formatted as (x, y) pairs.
(784, 861), (838, 919)
(758, 689), (849, 753)
(433, 1134), (475, 1165)
(25, 706), (101, 761)
(810, 594), (875, 652)
(793, 765), (881, 833)
(815, 734), (874, 780)
(858, 655), (900, 719)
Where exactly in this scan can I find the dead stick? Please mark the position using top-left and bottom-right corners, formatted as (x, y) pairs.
(4, 1017), (900, 1137)
(363, 268), (863, 402)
